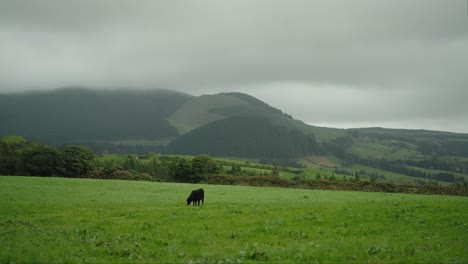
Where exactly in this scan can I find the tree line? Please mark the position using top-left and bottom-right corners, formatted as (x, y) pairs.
(0, 137), (94, 178)
(1, 137), (278, 182)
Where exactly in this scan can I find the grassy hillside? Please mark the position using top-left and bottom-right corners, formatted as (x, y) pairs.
(168, 92), (319, 137)
(352, 127), (468, 157)
(0, 88), (330, 155)
(168, 94), (249, 134)
(0, 135), (27, 144)
(1, 176), (467, 263)
(310, 127), (468, 185)
(1, 87), (467, 186)
(0, 88), (191, 144)
(167, 117), (319, 159)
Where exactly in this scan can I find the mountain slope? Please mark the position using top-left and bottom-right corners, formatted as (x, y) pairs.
(168, 92), (313, 135)
(0, 87), (192, 143)
(167, 116), (319, 159)
(167, 93), (250, 134)
(0, 88), (329, 152)
(1, 87), (467, 184)
(351, 127), (468, 157)
(317, 127), (468, 184)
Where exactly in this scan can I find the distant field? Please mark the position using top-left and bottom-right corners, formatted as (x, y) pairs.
(348, 165), (422, 183)
(301, 155), (339, 168)
(1, 176), (467, 263)
(349, 142), (426, 161)
(97, 138), (173, 147)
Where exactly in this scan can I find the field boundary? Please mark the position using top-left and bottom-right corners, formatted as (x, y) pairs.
(204, 175), (468, 196)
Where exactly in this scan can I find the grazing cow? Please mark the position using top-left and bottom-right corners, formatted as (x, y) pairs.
(186, 188), (204, 206)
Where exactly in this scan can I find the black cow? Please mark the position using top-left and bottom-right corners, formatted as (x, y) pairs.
(186, 188), (204, 206)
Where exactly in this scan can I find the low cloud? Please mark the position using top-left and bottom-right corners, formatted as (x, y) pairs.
(0, 0), (467, 132)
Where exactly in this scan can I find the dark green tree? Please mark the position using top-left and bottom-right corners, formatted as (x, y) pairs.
(149, 156), (161, 178)
(192, 155), (221, 175)
(354, 171), (360, 182)
(229, 163), (242, 176)
(191, 155), (222, 182)
(169, 157), (192, 182)
(123, 155), (138, 170)
(0, 140), (17, 175)
(315, 172), (321, 180)
(191, 155), (210, 177)
(19, 144), (58, 176)
(271, 162), (280, 177)
(56, 146), (94, 177)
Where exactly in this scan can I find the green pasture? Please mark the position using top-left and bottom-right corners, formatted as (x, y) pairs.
(347, 165), (421, 183)
(214, 157), (260, 165)
(299, 155), (341, 168)
(0, 135), (27, 144)
(1, 176), (466, 263)
(349, 142), (426, 161)
(97, 139), (173, 147)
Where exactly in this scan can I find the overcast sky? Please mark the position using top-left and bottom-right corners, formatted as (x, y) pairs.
(1, 0), (467, 133)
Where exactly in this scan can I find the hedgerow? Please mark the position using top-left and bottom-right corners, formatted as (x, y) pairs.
(205, 175), (468, 196)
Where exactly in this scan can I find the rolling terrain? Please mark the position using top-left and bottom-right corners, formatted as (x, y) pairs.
(1, 87), (468, 185)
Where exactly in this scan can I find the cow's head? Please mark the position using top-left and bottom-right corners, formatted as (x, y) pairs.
(186, 198), (191, 205)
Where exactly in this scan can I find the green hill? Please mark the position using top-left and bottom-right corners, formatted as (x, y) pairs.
(168, 93), (250, 134)
(167, 117), (319, 159)
(0, 87), (191, 144)
(0, 135), (27, 144)
(322, 127), (468, 184)
(1, 87), (467, 185)
(0, 88), (328, 155)
(168, 92), (318, 136)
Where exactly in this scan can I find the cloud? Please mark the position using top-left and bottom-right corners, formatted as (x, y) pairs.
(0, 0), (467, 132)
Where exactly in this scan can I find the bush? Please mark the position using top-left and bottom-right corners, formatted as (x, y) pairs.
(205, 175), (294, 188)
(204, 175), (468, 196)
(56, 146), (94, 178)
(134, 172), (153, 181)
(88, 168), (135, 181)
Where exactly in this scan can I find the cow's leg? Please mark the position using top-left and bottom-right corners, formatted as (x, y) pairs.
(201, 198), (204, 206)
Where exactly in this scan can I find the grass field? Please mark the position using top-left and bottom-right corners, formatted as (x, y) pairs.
(1, 176), (467, 263)
(349, 142), (426, 161)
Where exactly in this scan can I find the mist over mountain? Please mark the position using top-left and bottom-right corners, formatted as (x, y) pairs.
(2, 87), (468, 184)
(167, 116), (319, 159)
(1, 87), (467, 163)
(0, 87), (190, 143)
(0, 88), (324, 157)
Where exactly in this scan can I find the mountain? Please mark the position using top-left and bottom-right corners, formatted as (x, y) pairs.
(167, 116), (319, 159)
(0, 87), (191, 143)
(318, 127), (468, 184)
(1, 87), (467, 184)
(0, 87), (327, 157)
(168, 92), (311, 134)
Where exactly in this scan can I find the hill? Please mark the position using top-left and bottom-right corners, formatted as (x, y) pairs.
(168, 92), (316, 136)
(1, 87), (467, 185)
(321, 127), (468, 184)
(0, 87), (191, 144)
(167, 116), (319, 159)
(0, 88), (326, 157)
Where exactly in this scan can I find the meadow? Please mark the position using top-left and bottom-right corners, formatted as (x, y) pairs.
(1, 176), (467, 263)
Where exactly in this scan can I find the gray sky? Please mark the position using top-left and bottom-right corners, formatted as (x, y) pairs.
(1, 0), (467, 133)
